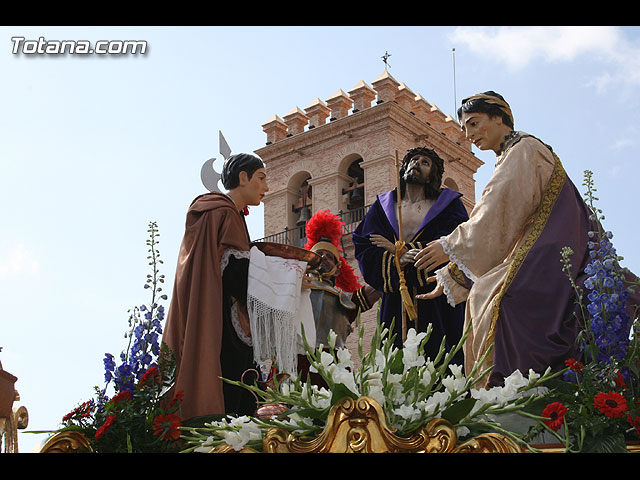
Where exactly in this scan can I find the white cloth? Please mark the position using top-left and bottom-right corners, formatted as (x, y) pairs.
(247, 246), (315, 376)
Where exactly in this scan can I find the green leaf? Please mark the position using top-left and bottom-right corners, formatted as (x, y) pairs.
(293, 406), (330, 421)
(582, 432), (628, 453)
(330, 383), (359, 407)
(441, 398), (477, 425)
(388, 350), (404, 375)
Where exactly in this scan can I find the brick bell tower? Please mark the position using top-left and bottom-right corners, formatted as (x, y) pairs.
(254, 70), (483, 360)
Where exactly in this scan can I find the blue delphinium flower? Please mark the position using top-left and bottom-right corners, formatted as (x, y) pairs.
(115, 363), (135, 393)
(101, 221), (168, 395)
(582, 229), (631, 364)
(103, 353), (116, 383)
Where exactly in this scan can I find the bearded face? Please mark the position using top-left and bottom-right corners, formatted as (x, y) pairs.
(399, 148), (445, 201)
(403, 153), (432, 185)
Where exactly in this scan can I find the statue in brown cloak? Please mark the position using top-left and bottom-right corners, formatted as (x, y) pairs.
(162, 153), (269, 420)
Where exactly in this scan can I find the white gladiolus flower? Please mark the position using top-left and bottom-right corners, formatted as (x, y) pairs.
(283, 412), (314, 432)
(320, 350), (335, 368)
(423, 390), (450, 415)
(504, 369), (528, 391)
(387, 373), (402, 385)
(404, 328), (427, 348)
(221, 417), (262, 451)
(364, 371), (384, 402)
(384, 373), (406, 404)
(498, 370), (532, 401)
(299, 382), (332, 409)
(185, 312), (559, 454)
(330, 365), (360, 396)
(229, 415), (250, 426)
(336, 347), (353, 369)
(309, 350), (335, 374)
(449, 364), (464, 378)
(391, 389), (407, 406)
(221, 430), (245, 450)
(402, 347), (425, 370)
(193, 436), (216, 453)
(442, 375), (466, 394)
(394, 404), (418, 420)
(475, 386), (508, 407)
(364, 370), (383, 386)
(328, 330), (337, 350)
(420, 368), (433, 387)
(425, 360), (435, 373)
(374, 349), (386, 369)
(316, 390), (332, 409)
(470, 387), (498, 407)
(310, 386), (332, 409)
(368, 384), (385, 406)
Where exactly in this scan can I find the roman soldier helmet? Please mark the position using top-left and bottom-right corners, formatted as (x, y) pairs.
(304, 209), (362, 293)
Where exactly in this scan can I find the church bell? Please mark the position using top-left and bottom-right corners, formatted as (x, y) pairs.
(296, 205), (312, 226)
(349, 186), (364, 206)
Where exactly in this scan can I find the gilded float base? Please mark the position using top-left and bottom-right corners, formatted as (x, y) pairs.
(40, 397), (640, 454)
(211, 396), (524, 454)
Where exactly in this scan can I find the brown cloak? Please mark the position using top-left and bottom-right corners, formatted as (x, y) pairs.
(162, 192), (251, 419)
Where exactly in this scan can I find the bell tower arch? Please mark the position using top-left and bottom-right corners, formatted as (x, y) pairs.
(254, 71), (483, 357)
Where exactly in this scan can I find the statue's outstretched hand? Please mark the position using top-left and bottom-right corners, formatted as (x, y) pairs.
(414, 240), (449, 273)
(415, 276), (444, 300)
(369, 234), (396, 253)
(398, 248), (420, 267)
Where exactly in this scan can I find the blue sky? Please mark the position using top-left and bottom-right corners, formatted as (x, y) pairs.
(2, 26), (639, 452)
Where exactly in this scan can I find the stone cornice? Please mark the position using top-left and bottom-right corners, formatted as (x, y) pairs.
(256, 101), (483, 173)
(307, 171), (353, 186)
(256, 102), (395, 161)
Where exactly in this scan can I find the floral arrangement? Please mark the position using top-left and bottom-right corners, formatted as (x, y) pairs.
(529, 171), (640, 452)
(55, 222), (184, 453)
(181, 316), (558, 453)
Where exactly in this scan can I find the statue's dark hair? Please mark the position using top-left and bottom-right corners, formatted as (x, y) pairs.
(457, 91), (514, 129)
(398, 147), (444, 200)
(221, 153), (265, 190)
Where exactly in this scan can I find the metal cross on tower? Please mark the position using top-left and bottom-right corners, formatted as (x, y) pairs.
(382, 51), (391, 71)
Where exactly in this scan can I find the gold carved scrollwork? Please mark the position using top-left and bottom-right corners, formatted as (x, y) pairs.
(264, 396), (427, 453)
(259, 396), (524, 454)
(453, 433), (524, 453)
(39, 431), (93, 453)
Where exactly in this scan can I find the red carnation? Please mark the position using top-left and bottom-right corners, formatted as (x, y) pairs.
(109, 390), (132, 405)
(564, 358), (583, 373)
(95, 414), (116, 440)
(62, 400), (93, 422)
(593, 391), (628, 418)
(169, 390), (184, 408)
(138, 365), (160, 387)
(152, 413), (182, 441)
(627, 413), (640, 435)
(541, 402), (567, 431)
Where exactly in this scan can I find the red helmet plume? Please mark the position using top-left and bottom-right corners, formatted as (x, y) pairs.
(304, 209), (363, 293)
